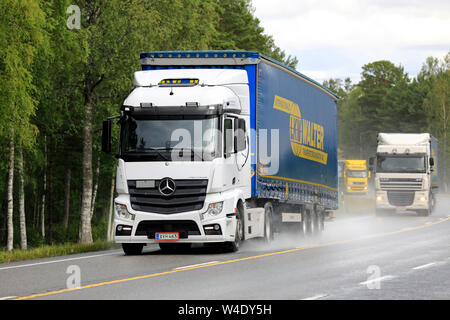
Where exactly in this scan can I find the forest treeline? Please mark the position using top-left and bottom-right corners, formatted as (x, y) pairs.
(0, 0), (297, 251)
(325, 54), (450, 187)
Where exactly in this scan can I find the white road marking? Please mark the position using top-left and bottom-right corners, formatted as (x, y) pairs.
(412, 262), (437, 270)
(0, 296), (17, 300)
(360, 275), (395, 286)
(0, 251), (122, 271)
(174, 261), (219, 270)
(302, 294), (328, 300)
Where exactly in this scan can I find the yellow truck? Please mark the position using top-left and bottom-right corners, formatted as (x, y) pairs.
(344, 160), (369, 194)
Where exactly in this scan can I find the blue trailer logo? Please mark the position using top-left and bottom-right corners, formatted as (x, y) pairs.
(273, 95), (328, 165)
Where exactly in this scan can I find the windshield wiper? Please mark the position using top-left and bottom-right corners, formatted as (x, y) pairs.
(125, 148), (170, 161)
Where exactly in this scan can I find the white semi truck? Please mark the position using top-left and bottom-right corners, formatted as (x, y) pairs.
(102, 51), (339, 255)
(370, 133), (438, 216)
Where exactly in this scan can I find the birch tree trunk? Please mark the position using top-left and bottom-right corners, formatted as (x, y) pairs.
(7, 128), (15, 252)
(89, 156), (100, 219)
(41, 135), (47, 239)
(18, 148), (27, 250)
(107, 174), (115, 242)
(79, 98), (93, 244)
(48, 140), (53, 244)
(62, 167), (71, 229)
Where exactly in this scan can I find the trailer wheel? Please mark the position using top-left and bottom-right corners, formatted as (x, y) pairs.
(318, 210), (325, 232)
(375, 208), (388, 217)
(417, 207), (431, 217)
(298, 211), (306, 237)
(305, 210), (313, 236)
(122, 243), (144, 255)
(263, 202), (274, 243)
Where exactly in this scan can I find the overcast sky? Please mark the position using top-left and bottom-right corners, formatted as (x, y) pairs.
(252, 0), (450, 85)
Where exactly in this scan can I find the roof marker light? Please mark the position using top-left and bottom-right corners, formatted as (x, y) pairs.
(158, 78), (199, 87)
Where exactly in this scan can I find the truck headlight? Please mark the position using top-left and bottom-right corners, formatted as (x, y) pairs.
(419, 196), (427, 202)
(115, 203), (135, 221)
(376, 195), (383, 201)
(204, 202), (223, 217)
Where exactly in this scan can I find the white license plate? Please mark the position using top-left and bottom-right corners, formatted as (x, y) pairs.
(155, 232), (179, 241)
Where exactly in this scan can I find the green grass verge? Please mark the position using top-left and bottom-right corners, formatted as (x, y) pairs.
(0, 241), (121, 264)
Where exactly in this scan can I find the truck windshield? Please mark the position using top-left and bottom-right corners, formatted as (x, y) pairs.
(347, 170), (367, 178)
(376, 155), (426, 173)
(121, 115), (220, 161)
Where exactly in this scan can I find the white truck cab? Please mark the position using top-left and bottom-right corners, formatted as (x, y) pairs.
(370, 133), (438, 216)
(104, 68), (254, 254)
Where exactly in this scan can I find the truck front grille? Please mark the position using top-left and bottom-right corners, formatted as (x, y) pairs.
(380, 178), (422, 190)
(128, 179), (208, 214)
(387, 191), (415, 206)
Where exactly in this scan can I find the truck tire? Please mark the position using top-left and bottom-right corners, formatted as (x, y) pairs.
(312, 209), (321, 235)
(122, 243), (144, 255)
(430, 194), (435, 213)
(304, 210), (313, 236)
(224, 205), (244, 252)
(317, 210), (325, 232)
(298, 211), (306, 237)
(263, 202), (274, 244)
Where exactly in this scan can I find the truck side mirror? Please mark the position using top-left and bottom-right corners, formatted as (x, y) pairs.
(234, 118), (246, 152)
(368, 157), (375, 166)
(102, 119), (112, 154)
(429, 157), (434, 167)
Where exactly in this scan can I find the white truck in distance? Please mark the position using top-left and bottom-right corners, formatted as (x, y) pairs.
(370, 133), (438, 216)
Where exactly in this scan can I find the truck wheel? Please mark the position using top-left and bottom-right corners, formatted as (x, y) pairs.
(312, 209), (321, 235)
(122, 243), (144, 255)
(263, 202), (274, 244)
(430, 194), (435, 213)
(298, 212), (306, 237)
(224, 206), (244, 252)
(305, 210), (313, 236)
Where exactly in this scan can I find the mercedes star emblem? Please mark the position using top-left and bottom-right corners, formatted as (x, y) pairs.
(158, 178), (176, 196)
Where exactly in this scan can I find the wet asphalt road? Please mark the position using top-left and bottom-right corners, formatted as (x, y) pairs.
(1, 195), (449, 300)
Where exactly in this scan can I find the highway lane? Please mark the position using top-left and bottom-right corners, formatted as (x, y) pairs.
(1, 195), (449, 300)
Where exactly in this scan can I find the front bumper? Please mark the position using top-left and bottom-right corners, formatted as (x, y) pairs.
(375, 190), (430, 210)
(346, 186), (368, 194)
(113, 193), (238, 244)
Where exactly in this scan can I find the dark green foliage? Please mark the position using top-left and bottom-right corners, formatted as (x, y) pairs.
(211, 0), (298, 68)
